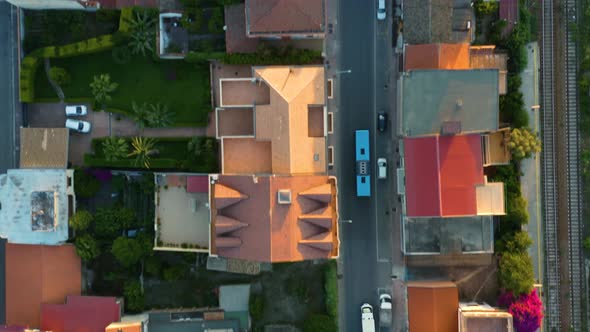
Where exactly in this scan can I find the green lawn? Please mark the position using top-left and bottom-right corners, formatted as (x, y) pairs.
(35, 50), (212, 126)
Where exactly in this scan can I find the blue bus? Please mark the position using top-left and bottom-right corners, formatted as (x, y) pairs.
(355, 130), (371, 197)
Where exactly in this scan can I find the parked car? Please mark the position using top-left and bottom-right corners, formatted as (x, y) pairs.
(65, 119), (91, 133)
(361, 303), (376, 332)
(377, 0), (386, 20)
(378, 112), (387, 132)
(378, 158), (387, 179)
(379, 293), (392, 327)
(65, 105), (87, 116)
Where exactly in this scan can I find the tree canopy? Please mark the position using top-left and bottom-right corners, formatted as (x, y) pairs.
(74, 234), (100, 262)
(69, 209), (93, 231)
(498, 252), (535, 296)
(112, 236), (143, 267)
(508, 128), (542, 160)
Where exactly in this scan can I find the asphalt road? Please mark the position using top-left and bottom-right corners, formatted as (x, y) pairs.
(335, 0), (400, 330)
(0, 1), (19, 173)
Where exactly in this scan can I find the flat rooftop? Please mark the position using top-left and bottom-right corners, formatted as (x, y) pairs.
(155, 174), (210, 251)
(401, 69), (499, 137)
(0, 169), (73, 245)
(403, 216), (493, 255)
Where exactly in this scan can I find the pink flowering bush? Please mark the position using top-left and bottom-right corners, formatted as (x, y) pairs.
(509, 290), (544, 332)
(497, 290), (515, 308)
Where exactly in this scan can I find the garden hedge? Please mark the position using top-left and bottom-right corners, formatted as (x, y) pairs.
(21, 6), (132, 102)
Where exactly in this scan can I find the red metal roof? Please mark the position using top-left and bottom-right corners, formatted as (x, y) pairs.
(187, 176), (209, 193)
(40, 296), (120, 332)
(404, 135), (484, 217)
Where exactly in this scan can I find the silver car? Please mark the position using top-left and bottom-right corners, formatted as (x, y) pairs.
(65, 105), (87, 116)
(65, 119), (91, 133)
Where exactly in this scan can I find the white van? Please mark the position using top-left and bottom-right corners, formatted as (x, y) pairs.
(361, 303), (376, 332)
(378, 158), (387, 179)
(377, 0), (386, 20)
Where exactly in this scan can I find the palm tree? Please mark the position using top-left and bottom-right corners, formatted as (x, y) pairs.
(146, 103), (175, 128)
(102, 136), (129, 161)
(129, 32), (154, 56)
(187, 137), (202, 158)
(125, 9), (157, 56)
(90, 74), (118, 104)
(130, 101), (150, 129)
(128, 137), (158, 169)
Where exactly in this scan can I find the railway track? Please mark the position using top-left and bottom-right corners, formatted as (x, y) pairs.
(541, 0), (585, 328)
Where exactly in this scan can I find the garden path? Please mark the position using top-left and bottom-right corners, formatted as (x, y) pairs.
(44, 59), (64, 101)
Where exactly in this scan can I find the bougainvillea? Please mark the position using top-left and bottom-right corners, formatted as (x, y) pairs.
(497, 290), (515, 308)
(509, 290), (544, 332)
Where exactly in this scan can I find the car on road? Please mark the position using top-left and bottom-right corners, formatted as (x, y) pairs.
(377, 0), (386, 20)
(65, 105), (87, 116)
(378, 158), (387, 179)
(379, 293), (392, 327)
(65, 119), (91, 133)
(378, 112), (387, 132)
(361, 303), (376, 332)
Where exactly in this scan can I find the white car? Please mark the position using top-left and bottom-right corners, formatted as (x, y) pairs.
(378, 158), (387, 179)
(66, 119), (91, 133)
(377, 0), (386, 20)
(65, 105), (87, 116)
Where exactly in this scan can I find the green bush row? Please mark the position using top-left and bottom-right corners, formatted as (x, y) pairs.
(28, 35), (115, 59)
(20, 55), (41, 102)
(183, 49), (323, 65)
(84, 155), (179, 169)
(324, 261), (339, 326)
(118, 7), (134, 33)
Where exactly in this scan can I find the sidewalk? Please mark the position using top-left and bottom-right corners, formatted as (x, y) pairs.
(519, 42), (543, 284)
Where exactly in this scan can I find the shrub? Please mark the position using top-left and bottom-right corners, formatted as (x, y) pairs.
(112, 236), (143, 267)
(96, 8), (121, 23)
(208, 7), (224, 33)
(123, 280), (144, 312)
(163, 265), (188, 281)
(74, 169), (101, 198)
(474, 0), (499, 16)
(303, 314), (337, 332)
(49, 66), (70, 85)
(118, 7), (134, 32)
(498, 252), (535, 296)
(19, 55), (40, 102)
(180, 8), (204, 33)
(324, 261), (339, 320)
(509, 290), (544, 332)
(94, 207), (136, 238)
(508, 128), (542, 160)
(184, 51), (225, 63)
(69, 209), (93, 231)
(102, 136), (129, 161)
(74, 234), (100, 262)
(584, 236), (590, 250)
(145, 255), (162, 278)
(249, 294), (264, 321)
(496, 230), (532, 254)
(220, 47), (323, 65)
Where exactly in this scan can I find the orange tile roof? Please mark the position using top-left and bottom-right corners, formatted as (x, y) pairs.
(407, 281), (459, 332)
(211, 175), (338, 262)
(105, 321), (142, 332)
(220, 66), (326, 175)
(405, 44), (471, 71)
(246, 0), (325, 35)
(6, 244), (81, 327)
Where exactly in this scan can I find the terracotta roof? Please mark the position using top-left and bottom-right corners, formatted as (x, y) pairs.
(220, 66), (326, 175)
(407, 281), (459, 332)
(245, 0), (325, 36)
(211, 175), (338, 262)
(225, 4), (259, 53)
(403, 135), (485, 217)
(6, 244), (81, 327)
(19, 128), (69, 169)
(106, 322), (142, 332)
(40, 296), (120, 332)
(187, 176), (209, 193)
(405, 44), (470, 71)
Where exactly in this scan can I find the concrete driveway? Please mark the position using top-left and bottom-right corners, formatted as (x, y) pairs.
(26, 102), (109, 166)
(26, 103), (209, 166)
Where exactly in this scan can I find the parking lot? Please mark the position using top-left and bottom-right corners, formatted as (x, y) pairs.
(26, 102), (109, 166)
